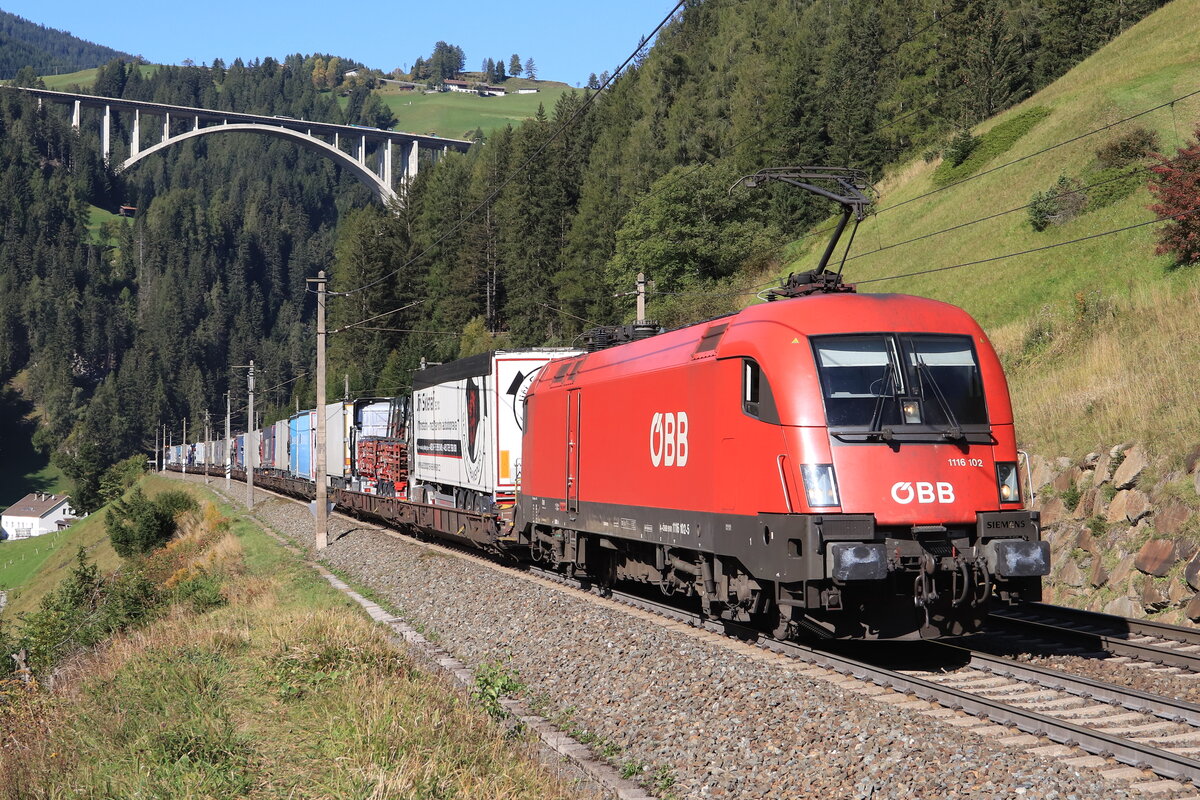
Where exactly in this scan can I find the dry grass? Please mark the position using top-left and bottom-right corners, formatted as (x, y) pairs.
(0, 486), (575, 799)
(1000, 274), (1200, 463)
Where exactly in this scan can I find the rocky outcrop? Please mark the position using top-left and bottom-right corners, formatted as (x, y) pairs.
(1034, 442), (1200, 625)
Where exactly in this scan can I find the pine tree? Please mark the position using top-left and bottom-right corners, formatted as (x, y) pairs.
(523, 57), (537, 80)
(509, 54), (522, 77)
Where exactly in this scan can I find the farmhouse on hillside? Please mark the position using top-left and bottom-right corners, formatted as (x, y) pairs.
(0, 493), (78, 540)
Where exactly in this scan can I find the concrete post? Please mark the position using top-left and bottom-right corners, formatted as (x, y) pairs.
(71, 100), (80, 130)
(163, 112), (170, 143)
(311, 271), (329, 549)
(194, 115), (200, 130)
(334, 132), (339, 151)
(102, 104), (111, 163)
(408, 140), (419, 180)
(637, 272), (647, 323)
(359, 135), (366, 164)
(225, 391), (231, 491)
(182, 416), (187, 476)
(246, 361), (255, 509)
(384, 140), (393, 187)
(131, 109), (140, 157)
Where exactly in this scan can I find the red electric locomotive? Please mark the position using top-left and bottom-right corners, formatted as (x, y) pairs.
(516, 288), (1048, 639)
(514, 169), (1047, 640)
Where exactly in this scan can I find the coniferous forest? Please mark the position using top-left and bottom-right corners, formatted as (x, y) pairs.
(0, 0), (1169, 510)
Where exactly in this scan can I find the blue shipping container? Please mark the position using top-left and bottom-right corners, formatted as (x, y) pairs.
(289, 411), (314, 480)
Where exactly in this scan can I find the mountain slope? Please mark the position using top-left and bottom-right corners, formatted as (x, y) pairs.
(0, 10), (132, 79)
(784, 0), (1200, 463)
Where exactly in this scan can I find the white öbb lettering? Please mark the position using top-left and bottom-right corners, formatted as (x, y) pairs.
(890, 481), (956, 504)
(649, 412), (689, 467)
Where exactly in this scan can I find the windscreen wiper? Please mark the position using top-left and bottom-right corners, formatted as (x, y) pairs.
(915, 356), (963, 441)
(866, 361), (896, 442)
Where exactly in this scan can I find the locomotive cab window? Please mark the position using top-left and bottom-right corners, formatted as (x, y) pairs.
(813, 334), (988, 433)
(742, 359), (780, 423)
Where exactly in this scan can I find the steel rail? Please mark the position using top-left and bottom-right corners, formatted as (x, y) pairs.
(943, 644), (1200, 726)
(526, 567), (1200, 787)
(173, 474), (1200, 787)
(989, 603), (1200, 671)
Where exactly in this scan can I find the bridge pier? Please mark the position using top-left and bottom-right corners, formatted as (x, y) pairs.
(384, 140), (393, 188)
(102, 104), (111, 163)
(163, 112), (170, 142)
(71, 100), (79, 130)
(358, 135), (366, 165)
(131, 109), (140, 157)
(408, 140), (419, 181)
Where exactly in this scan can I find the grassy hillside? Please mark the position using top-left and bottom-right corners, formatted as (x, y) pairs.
(781, 0), (1200, 464)
(374, 82), (576, 139)
(40, 63), (156, 91)
(2, 478), (575, 797)
(1, 503), (116, 618)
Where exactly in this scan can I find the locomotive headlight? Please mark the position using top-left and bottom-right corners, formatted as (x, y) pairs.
(901, 399), (922, 424)
(996, 462), (1021, 503)
(801, 464), (840, 508)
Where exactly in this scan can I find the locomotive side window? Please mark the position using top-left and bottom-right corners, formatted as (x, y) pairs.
(742, 359), (780, 423)
(813, 334), (987, 431)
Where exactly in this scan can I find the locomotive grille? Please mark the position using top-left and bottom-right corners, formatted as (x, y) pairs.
(920, 539), (954, 558)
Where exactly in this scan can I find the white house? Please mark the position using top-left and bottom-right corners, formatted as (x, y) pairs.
(1, 493), (77, 540)
(443, 79), (474, 93)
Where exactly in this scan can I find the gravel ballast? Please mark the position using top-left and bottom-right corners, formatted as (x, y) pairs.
(177, 475), (1164, 799)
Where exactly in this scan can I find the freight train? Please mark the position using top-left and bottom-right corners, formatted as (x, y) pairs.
(165, 280), (1049, 640)
(167, 168), (1049, 639)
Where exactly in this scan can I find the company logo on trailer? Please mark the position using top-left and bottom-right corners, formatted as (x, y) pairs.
(890, 481), (956, 504)
(650, 412), (689, 467)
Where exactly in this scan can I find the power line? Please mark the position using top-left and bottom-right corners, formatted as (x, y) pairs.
(874, 87), (1200, 216)
(857, 206), (1198, 286)
(336, 0), (689, 300)
(844, 162), (1152, 265)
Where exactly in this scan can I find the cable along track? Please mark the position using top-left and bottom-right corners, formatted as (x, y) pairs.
(990, 603), (1200, 671)
(524, 567), (1200, 789)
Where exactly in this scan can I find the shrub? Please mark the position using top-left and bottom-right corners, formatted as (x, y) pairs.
(98, 455), (147, 505)
(18, 550), (161, 676)
(1028, 176), (1087, 231)
(944, 129), (978, 167)
(1149, 127), (1200, 266)
(1097, 126), (1159, 168)
(105, 489), (198, 558)
(932, 107), (1051, 186)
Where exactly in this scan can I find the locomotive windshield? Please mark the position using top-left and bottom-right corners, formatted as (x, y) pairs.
(813, 334), (988, 433)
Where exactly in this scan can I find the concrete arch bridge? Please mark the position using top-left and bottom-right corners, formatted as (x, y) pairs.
(9, 86), (473, 205)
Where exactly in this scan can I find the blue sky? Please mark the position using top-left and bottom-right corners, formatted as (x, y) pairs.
(2, 1), (675, 86)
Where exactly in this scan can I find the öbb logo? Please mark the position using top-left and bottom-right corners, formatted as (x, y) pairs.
(649, 412), (689, 467)
(891, 481), (955, 504)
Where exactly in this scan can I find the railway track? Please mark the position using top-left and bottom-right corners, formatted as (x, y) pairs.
(988, 603), (1200, 672)
(527, 565), (1200, 790)
(177, 470), (1200, 793)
